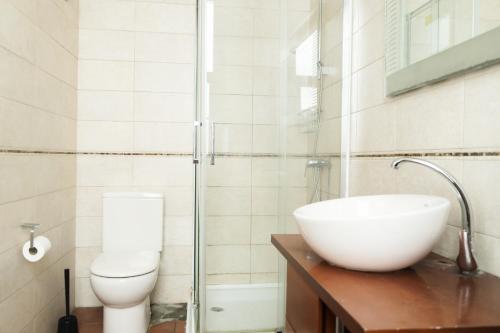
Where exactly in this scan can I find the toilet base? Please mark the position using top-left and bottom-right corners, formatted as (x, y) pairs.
(103, 297), (151, 333)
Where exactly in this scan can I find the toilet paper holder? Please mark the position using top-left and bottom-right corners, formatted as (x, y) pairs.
(21, 223), (40, 255)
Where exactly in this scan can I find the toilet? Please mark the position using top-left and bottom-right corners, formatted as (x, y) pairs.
(90, 192), (164, 333)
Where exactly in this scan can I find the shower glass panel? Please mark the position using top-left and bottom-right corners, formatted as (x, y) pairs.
(195, 1), (345, 332)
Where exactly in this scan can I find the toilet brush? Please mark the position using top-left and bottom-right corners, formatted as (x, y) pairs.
(57, 269), (79, 333)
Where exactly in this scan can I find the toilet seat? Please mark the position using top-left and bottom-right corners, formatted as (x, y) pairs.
(91, 251), (159, 278)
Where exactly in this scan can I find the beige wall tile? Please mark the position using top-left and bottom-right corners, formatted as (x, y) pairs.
(79, 0), (135, 31)
(151, 275), (191, 303)
(78, 60), (134, 91)
(206, 245), (251, 274)
(79, 30), (135, 61)
(132, 156), (192, 186)
(164, 216), (194, 246)
(75, 277), (101, 307)
(214, 124), (252, 154)
(253, 96), (278, 125)
(352, 10), (384, 71)
(135, 92), (194, 123)
(351, 103), (396, 153)
(250, 245), (278, 273)
(135, 33), (195, 63)
(209, 66), (253, 95)
(77, 155), (133, 187)
(207, 158), (252, 187)
(135, 62), (194, 93)
(135, 3), (196, 34)
(464, 66), (500, 148)
(474, 233), (500, 276)
(395, 81), (465, 151)
(252, 187), (279, 215)
(251, 216), (278, 245)
(78, 91), (134, 122)
(77, 121), (134, 152)
(214, 37), (253, 66)
(463, 160), (500, 238)
(253, 125), (279, 154)
(206, 216), (251, 245)
(206, 187), (251, 216)
(211, 94), (253, 124)
(134, 122), (192, 153)
(159, 246), (193, 275)
(214, 7), (253, 37)
(252, 158), (279, 187)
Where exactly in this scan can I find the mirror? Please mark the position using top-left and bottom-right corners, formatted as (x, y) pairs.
(385, 0), (500, 96)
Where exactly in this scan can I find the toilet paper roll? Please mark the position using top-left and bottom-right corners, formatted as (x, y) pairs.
(22, 236), (52, 262)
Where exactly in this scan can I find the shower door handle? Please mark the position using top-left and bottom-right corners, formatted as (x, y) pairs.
(193, 121), (201, 164)
(210, 122), (216, 165)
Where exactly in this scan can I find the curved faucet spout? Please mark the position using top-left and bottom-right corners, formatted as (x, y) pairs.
(391, 158), (478, 274)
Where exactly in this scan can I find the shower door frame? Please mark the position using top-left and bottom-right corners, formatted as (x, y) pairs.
(192, 0), (207, 332)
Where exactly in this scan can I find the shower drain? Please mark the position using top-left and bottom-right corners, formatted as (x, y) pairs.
(210, 306), (224, 312)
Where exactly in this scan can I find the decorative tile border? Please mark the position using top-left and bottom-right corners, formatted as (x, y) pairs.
(2, 148), (500, 159)
(0, 149), (341, 159)
(351, 151), (500, 158)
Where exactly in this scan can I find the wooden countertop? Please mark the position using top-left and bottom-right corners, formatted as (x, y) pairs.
(272, 234), (500, 333)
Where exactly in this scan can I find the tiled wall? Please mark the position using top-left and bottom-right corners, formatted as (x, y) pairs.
(349, 0), (500, 276)
(75, 0), (196, 306)
(278, 0), (344, 237)
(0, 0), (78, 332)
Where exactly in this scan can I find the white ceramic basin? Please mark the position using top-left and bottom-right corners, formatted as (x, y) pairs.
(294, 195), (450, 272)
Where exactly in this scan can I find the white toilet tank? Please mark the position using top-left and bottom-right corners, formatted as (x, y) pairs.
(102, 192), (164, 252)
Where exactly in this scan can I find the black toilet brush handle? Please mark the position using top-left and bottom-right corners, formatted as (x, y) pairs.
(64, 269), (70, 316)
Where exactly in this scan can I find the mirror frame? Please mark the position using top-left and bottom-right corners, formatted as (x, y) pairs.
(386, 24), (500, 96)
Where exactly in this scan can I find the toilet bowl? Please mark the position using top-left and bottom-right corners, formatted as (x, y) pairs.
(91, 251), (160, 333)
(90, 192), (164, 333)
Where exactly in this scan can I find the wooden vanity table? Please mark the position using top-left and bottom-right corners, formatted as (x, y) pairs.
(272, 235), (500, 333)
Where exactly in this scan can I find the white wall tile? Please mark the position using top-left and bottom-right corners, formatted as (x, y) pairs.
(206, 245), (251, 274)
(135, 3), (196, 34)
(78, 121), (134, 152)
(206, 216), (251, 245)
(135, 62), (194, 93)
(77, 155), (133, 187)
(214, 7), (253, 37)
(132, 157), (193, 186)
(252, 187), (278, 215)
(209, 66), (253, 95)
(250, 245), (278, 273)
(134, 92), (194, 123)
(79, 30), (135, 61)
(78, 91), (134, 121)
(214, 37), (253, 66)
(79, 0), (135, 31)
(78, 60), (134, 91)
(211, 94), (253, 124)
(253, 125), (279, 154)
(135, 33), (195, 63)
(206, 187), (251, 216)
(214, 124), (252, 154)
(133, 122), (192, 152)
(207, 158), (252, 186)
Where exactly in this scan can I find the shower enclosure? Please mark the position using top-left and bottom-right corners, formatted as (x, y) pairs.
(192, 1), (348, 332)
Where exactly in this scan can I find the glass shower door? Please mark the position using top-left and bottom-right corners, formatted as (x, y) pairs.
(195, 1), (346, 332)
(196, 1), (283, 332)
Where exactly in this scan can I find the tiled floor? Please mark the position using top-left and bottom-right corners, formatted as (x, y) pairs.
(74, 307), (186, 333)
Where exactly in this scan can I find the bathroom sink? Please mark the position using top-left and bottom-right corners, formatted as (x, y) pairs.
(293, 195), (450, 272)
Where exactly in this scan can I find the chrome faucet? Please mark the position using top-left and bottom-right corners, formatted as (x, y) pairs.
(391, 158), (478, 274)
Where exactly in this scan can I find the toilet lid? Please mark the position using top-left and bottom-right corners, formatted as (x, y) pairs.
(91, 251), (160, 278)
